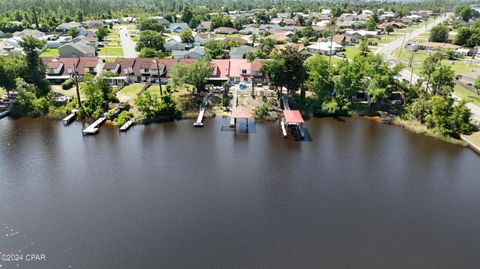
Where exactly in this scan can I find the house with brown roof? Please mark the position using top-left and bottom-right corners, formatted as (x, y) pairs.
(332, 34), (352, 46)
(283, 19), (297, 26)
(197, 21), (212, 32)
(214, 27), (237, 35)
(102, 58), (136, 85)
(41, 57), (100, 83)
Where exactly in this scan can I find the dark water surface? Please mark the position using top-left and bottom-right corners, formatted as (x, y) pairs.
(0, 117), (479, 269)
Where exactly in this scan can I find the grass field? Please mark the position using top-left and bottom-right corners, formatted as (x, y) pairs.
(344, 46), (362, 59)
(40, 48), (59, 57)
(98, 47), (124, 57)
(117, 83), (144, 103)
(454, 85), (480, 107)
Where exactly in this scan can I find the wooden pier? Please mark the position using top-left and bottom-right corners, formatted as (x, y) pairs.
(82, 116), (107, 135)
(119, 119), (134, 132)
(229, 87), (238, 128)
(194, 92), (212, 127)
(0, 100), (15, 120)
(281, 119), (288, 137)
(62, 109), (78, 125)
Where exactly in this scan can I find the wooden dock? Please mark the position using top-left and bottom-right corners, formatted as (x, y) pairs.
(0, 100), (15, 120)
(281, 119), (287, 137)
(194, 109), (205, 127)
(62, 109), (77, 125)
(119, 119), (134, 132)
(193, 92), (212, 127)
(82, 116), (107, 135)
(229, 87), (238, 127)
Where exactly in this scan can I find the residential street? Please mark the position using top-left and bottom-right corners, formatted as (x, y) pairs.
(118, 26), (137, 58)
(376, 14), (480, 124)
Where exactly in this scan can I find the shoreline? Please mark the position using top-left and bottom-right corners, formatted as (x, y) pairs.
(8, 110), (476, 149)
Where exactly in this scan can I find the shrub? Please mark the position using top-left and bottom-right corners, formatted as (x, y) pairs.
(252, 103), (270, 119)
(62, 79), (74, 90)
(114, 111), (133, 126)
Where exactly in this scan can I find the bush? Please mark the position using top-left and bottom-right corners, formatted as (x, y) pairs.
(114, 111), (133, 126)
(252, 103), (270, 119)
(62, 79), (74, 90)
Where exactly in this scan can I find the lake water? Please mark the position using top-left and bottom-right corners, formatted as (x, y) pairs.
(0, 117), (479, 269)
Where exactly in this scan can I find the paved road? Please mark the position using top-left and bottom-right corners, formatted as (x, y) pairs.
(376, 14), (480, 123)
(376, 15), (449, 57)
(118, 26), (137, 58)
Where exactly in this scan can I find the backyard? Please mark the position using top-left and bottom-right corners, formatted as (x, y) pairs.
(40, 48), (59, 57)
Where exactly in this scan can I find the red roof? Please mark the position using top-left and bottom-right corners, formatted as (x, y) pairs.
(284, 110), (304, 123)
(77, 57), (99, 75)
(211, 59), (230, 79)
(231, 107), (252, 119)
(41, 57), (80, 76)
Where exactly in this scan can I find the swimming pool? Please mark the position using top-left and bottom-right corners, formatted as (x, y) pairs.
(239, 84), (247, 91)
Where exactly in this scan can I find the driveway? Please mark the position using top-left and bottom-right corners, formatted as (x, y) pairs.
(118, 26), (137, 58)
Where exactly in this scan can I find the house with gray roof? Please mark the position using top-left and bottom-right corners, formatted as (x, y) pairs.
(172, 46), (205, 59)
(164, 38), (188, 52)
(229, 46), (256, 59)
(58, 41), (95, 58)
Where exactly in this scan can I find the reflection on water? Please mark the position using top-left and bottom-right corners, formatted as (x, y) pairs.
(0, 116), (479, 269)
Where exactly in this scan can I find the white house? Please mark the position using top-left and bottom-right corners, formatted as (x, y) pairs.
(307, 41), (343, 56)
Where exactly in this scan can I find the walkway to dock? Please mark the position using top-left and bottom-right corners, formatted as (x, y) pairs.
(82, 116), (107, 135)
(119, 118), (134, 132)
(229, 87), (238, 127)
(62, 109), (78, 125)
(0, 100), (15, 120)
(194, 91), (212, 127)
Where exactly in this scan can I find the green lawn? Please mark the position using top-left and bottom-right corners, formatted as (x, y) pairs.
(392, 47), (430, 63)
(344, 46), (362, 59)
(98, 47), (124, 57)
(40, 48), (59, 57)
(454, 85), (480, 107)
(117, 83), (145, 103)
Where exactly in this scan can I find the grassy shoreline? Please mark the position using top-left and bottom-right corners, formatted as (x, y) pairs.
(391, 117), (467, 146)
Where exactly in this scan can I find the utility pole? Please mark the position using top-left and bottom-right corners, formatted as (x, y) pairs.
(71, 62), (82, 108)
(155, 58), (163, 95)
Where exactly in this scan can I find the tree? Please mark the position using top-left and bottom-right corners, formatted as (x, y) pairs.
(474, 76), (480, 95)
(255, 38), (275, 59)
(365, 17), (377, 31)
(385, 25), (394, 35)
(135, 91), (179, 120)
(180, 7), (193, 24)
(204, 40), (223, 59)
(420, 52), (454, 97)
(135, 91), (161, 119)
(19, 36), (50, 97)
(429, 25), (449, 43)
(96, 26), (110, 41)
(455, 4), (480, 22)
(68, 27), (79, 38)
(139, 18), (164, 32)
(305, 55), (334, 106)
(136, 30), (164, 52)
(139, 47), (159, 58)
(254, 11), (270, 24)
(261, 46), (307, 97)
(80, 74), (116, 118)
(179, 29), (194, 44)
(0, 54), (23, 96)
(170, 60), (213, 94)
